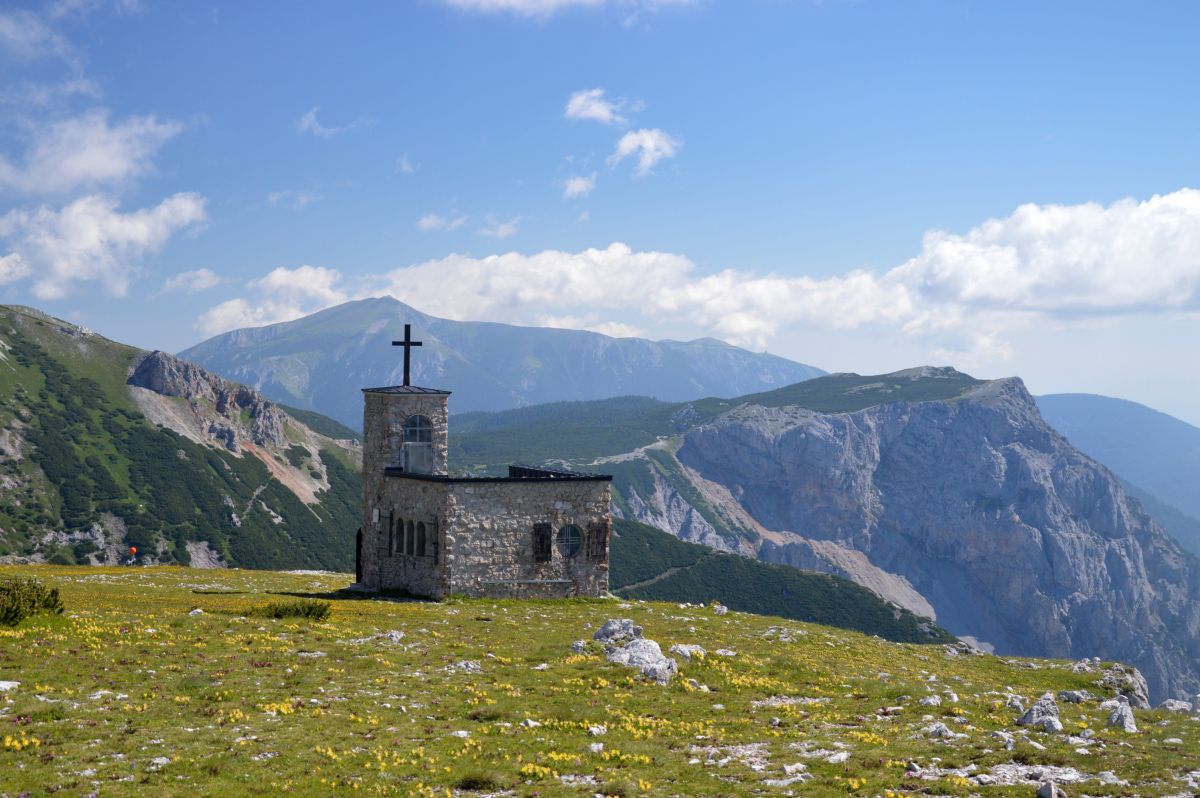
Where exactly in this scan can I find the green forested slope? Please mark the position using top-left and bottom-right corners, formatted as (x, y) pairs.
(0, 307), (357, 570)
(610, 519), (953, 644)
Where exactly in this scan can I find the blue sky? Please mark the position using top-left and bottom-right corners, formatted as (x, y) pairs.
(2, 0), (1200, 423)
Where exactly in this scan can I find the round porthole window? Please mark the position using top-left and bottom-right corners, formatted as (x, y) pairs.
(556, 524), (582, 558)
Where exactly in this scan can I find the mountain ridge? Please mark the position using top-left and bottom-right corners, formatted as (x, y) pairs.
(178, 296), (825, 427)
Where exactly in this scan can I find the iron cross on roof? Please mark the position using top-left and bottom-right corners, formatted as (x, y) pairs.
(392, 324), (422, 386)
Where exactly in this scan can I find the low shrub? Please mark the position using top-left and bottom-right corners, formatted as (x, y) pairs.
(0, 576), (65, 626)
(249, 599), (331, 621)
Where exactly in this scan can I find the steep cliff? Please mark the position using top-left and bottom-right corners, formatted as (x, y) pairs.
(675, 374), (1200, 701)
(128, 350), (287, 452)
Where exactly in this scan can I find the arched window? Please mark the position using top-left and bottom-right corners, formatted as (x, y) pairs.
(403, 415), (433, 443)
(406, 520), (415, 556)
(416, 522), (427, 557)
(402, 414), (434, 473)
(556, 524), (582, 558)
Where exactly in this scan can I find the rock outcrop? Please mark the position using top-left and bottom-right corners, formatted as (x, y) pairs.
(670, 372), (1200, 701)
(128, 351), (286, 451)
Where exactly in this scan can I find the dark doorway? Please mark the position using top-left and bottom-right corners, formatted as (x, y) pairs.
(355, 528), (363, 583)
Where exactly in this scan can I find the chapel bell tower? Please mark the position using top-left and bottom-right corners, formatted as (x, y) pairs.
(361, 324), (450, 479)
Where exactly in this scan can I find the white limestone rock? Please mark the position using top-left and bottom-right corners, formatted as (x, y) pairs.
(1056, 690), (1093, 704)
(1017, 693), (1064, 733)
(593, 619), (642, 645)
(669, 643), (706, 661)
(605, 638), (677, 684)
(1107, 698), (1138, 733)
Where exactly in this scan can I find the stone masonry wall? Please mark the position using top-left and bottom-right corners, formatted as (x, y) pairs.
(445, 480), (610, 598)
(367, 479), (451, 597)
(360, 391), (449, 589)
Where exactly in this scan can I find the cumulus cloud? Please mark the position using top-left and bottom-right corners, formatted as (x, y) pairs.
(196, 265), (347, 336)
(607, 128), (681, 176)
(0, 192), (207, 300)
(478, 216), (521, 239)
(442, 0), (692, 17)
(563, 173), (597, 199)
(161, 268), (221, 295)
(296, 107), (368, 138)
(267, 189), (321, 211)
(892, 190), (1200, 318)
(0, 109), (182, 195)
(193, 190), (1200, 363)
(0, 253), (30, 285)
(417, 213), (467, 232)
(565, 89), (629, 126)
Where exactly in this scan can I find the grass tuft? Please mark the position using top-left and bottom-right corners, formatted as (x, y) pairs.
(248, 599), (331, 621)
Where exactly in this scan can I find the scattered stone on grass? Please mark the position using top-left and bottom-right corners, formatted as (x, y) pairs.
(1057, 689), (1093, 704)
(1107, 697), (1138, 733)
(595, 619), (677, 684)
(669, 643), (706, 661)
(1017, 693), (1064, 733)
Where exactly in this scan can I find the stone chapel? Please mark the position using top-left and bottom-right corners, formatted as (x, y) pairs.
(354, 325), (612, 599)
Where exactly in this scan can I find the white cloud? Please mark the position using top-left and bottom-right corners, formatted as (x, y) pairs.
(417, 213), (467, 232)
(267, 189), (321, 211)
(194, 190), (1200, 367)
(1, 76), (100, 108)
(607, 128), (681, 176)
(161, 268), (221, 295)
(0, 192), (207, 300)
(196, 265), (347, 336)
(0, 109), (182, 195)
(0, 10), (71, 61)
(296, 107), (368, 138)
(396, 154), (416, 174)
(478, 216), (521, 239)
(0, 253), (30, 285)
(565, 88), (628, 126)
(442, 0), (693, 18)
(563, 172), (597, 199)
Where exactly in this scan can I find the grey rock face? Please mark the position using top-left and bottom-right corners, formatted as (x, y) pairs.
(129, 351), (286, 450)
(1095, 665), (1151, 709)
(675, 374), (1200, 702)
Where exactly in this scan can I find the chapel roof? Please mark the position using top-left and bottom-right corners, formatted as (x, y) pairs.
(361, 385), (452, 395)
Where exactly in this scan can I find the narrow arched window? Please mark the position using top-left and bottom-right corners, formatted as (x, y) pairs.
(403, 415), (433, 443)
(402, 414), (434, 473)
(406, 520), (415, 556)
(416, 522), (427, 557)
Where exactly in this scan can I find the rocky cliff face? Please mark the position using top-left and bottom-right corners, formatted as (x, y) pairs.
(673, 376), (1200, 701)
(129, 351), (286, 451)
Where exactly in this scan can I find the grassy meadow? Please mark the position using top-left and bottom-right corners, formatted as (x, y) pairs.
(1, 565), (1196, 797)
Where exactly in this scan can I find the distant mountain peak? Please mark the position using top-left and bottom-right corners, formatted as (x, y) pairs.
(179, 299), (826, 427)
